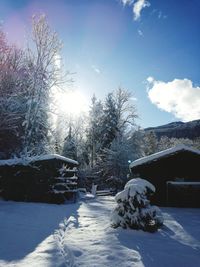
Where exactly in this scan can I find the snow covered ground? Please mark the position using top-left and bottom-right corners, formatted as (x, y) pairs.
(0, 197), (200, 267)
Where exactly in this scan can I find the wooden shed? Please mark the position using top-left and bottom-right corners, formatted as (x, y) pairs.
(130, 145), (200, 207)
(0, 154), (79, 204)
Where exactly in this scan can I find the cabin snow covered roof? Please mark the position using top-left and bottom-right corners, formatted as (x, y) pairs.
(0, 154), (78, 166)
(30, 154), (78, 165)
(130, 144), (200, 169)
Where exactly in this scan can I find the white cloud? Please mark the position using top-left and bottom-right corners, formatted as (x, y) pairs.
(92, 65), (101, 74)
(138, 29), (143, 36)
(157, 10), (167, 19)
(120, 0), (150, 21)
(133, 0), (150, 21)
(121, 0), (134, 5)
(147, 77), (200, 122)
(158, 11), (162, 19)
(147, 76), (154, 83)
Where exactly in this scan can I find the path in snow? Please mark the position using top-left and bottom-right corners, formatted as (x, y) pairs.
(64, 197), (200, 267)
(64, 197), (143, 267)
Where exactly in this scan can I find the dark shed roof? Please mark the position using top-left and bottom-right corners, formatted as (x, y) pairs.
(130, 144), (200, 169)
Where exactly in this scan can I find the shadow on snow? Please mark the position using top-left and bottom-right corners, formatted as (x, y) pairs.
(0, 200), (80, 262)
(116, 207), (200, 267)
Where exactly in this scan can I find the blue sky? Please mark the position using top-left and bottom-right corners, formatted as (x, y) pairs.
(0, 0), (200, 127)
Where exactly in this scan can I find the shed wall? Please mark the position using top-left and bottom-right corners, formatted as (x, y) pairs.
(131, 151), (200, 206)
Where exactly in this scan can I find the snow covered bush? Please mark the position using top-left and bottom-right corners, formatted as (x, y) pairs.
(111, 178), (163, 232)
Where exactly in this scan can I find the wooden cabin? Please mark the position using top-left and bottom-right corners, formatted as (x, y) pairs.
(0, 154), (78, 204)
(129, 145), (200, 207)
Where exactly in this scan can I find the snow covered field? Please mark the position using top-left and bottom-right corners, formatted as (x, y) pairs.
(0, 197), (200, 267)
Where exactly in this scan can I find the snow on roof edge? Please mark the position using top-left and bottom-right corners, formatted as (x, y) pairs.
(31, 154), (78, 165)
(130, 144), (200, 169)
(0, 158), (27, 166)
(0, 154), (78, 166)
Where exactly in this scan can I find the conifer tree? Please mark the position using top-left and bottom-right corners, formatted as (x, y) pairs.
(87, 95), (103, 167)
(62, 126), (77, 160)
(111, 178), (163, 232)
(101, 93), (118, 149)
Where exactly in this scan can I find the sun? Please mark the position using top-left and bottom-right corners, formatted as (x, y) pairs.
(58, 90), (88, 116)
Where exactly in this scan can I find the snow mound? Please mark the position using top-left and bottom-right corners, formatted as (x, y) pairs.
(125, 178), (155, 192)
(115, 178), (155, 203)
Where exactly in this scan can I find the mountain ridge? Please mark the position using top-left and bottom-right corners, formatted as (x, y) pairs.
(144, 119), (200, 140)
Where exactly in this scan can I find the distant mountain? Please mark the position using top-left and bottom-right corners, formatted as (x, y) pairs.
(145, 119), (200, 140)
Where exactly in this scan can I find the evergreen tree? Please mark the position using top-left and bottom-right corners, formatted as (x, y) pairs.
(97, 137), (132, 191)
(92, 89), (138, 189)
(111, 178), (163, 232)
(62, 126), (77, 160)
(129, 127), (146, 159)
(101, 93), (118, 149)
(86, 95), (103, 167)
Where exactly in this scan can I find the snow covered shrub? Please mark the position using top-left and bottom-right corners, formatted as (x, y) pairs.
(111, 178), (163, 232)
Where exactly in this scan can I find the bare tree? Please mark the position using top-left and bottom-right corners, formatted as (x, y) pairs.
(143, 131), (158, 156)
(23, 15), (64, 155)
(114, 87), (138, 135)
